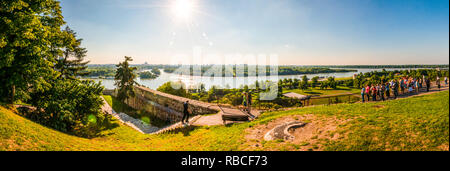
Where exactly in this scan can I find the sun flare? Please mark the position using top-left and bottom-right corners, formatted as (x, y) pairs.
(171, 0), (196, 21)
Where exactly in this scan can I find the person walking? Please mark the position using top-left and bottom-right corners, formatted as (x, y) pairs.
(182, 101), (190, 125)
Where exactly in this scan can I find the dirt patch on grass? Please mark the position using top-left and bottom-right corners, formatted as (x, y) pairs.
(243, 114), (352, 151)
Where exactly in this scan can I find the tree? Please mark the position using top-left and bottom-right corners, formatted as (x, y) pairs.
(327, 77), (337, 89)
(29, 79), (111, 137)
(300, 75), (309, 90)
(115, 56), (137, 103)
(311, 76), (319, 88)
(0, 0), (65, 104)
(55, 26), (90, 79)
(157, 81), (190, 98)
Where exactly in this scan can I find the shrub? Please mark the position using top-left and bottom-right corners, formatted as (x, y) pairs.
(28, 79), (114, 138)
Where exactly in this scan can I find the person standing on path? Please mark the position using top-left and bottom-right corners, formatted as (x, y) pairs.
(380, 84), (385, 101)
(400, 79), (404, 94)
(247, 91), (252, 114)
(182, 101), (190, 125)
(242, 92), (248, 112)
(366, 84), (371, 102)
(361, 87), (366, 102)
(445, 77), (448, 87)
(371, 85), (377, 101)
(436, 77), (441, 91)
(385, 82), (390, 99)
(426, 78), (431, 92)
(415, 79), (420, 93)
(393, 80), (399, 99)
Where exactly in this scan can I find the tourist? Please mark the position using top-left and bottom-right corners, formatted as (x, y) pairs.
(445, 76), (448, 86)
(242, 92), (248, 112)
(437, 77), (441, 91)
(361, 86), (366, 102)
(400, 78), (405, 94)
(247, 91), (252, 113)
(371, 85), (377, 101)
(366, 84), (371, 101)
(415, 79), (420, 93)
(426, 78), (431, 92)
(380, 84), (385, 101)
(419, 78), (423, 89)
(182, 101), (190, 125)
(385, 82), (390, 99)
(393, 80), (399, 99)
(408, 81), (413, 94)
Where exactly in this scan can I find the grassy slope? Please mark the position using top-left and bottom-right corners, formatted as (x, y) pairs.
(1, 91), (448, 151)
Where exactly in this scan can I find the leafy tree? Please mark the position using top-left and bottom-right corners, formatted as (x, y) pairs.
(55, 26), (90, 79)
(115, 56), (137, 103)
(311, 76), (319, 88)
(0, 0), (65, 104)
(157, 81), (191, 98)
(28, 79), (113, 137)
(327, 77), (337, 89)
(301, 75), (309, 90)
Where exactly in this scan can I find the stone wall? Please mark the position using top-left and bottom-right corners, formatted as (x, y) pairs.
(121, 86), (219, 123)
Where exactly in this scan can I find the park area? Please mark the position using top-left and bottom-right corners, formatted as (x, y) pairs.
(1, 89), (448, 151)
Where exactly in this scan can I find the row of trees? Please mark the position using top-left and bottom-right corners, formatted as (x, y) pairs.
(278, 75), (337, 90)
(351, 69), (449, 89)
(0, 1), (112, 137)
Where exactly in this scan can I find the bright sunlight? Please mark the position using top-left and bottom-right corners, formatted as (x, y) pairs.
(171, 0), (196, 21)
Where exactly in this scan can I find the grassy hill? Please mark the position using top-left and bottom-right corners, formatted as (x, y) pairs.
(1, 91), (448, 151)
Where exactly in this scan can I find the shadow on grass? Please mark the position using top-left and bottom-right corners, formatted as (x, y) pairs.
(166, 125), (201, 136)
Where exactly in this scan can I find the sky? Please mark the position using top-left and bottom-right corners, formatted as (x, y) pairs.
(60, 0), (449, 65)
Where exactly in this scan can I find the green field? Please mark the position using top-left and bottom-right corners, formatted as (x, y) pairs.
(1, 91), (448, 151)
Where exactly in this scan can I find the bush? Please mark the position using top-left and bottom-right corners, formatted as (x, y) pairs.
(28, 79), (113, 138)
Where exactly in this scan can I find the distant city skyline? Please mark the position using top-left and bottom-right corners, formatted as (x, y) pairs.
(61, 0), (449, 65)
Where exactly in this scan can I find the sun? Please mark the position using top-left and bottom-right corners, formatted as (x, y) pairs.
(171, 0), (196, 21)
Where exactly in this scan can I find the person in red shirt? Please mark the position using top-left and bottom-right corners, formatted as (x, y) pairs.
(365, 85), (371, 101)
(371, 85), (377, 101)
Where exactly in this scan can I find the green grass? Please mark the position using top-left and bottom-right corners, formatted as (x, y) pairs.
(1, 91), (448, 151)
(283, 86), (361, 96)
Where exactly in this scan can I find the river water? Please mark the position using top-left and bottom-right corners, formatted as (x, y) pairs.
(88, 68), (421, 90)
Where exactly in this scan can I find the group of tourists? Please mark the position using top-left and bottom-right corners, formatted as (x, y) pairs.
(242, 91), (253, 114)
(360, 76), (447, 102)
